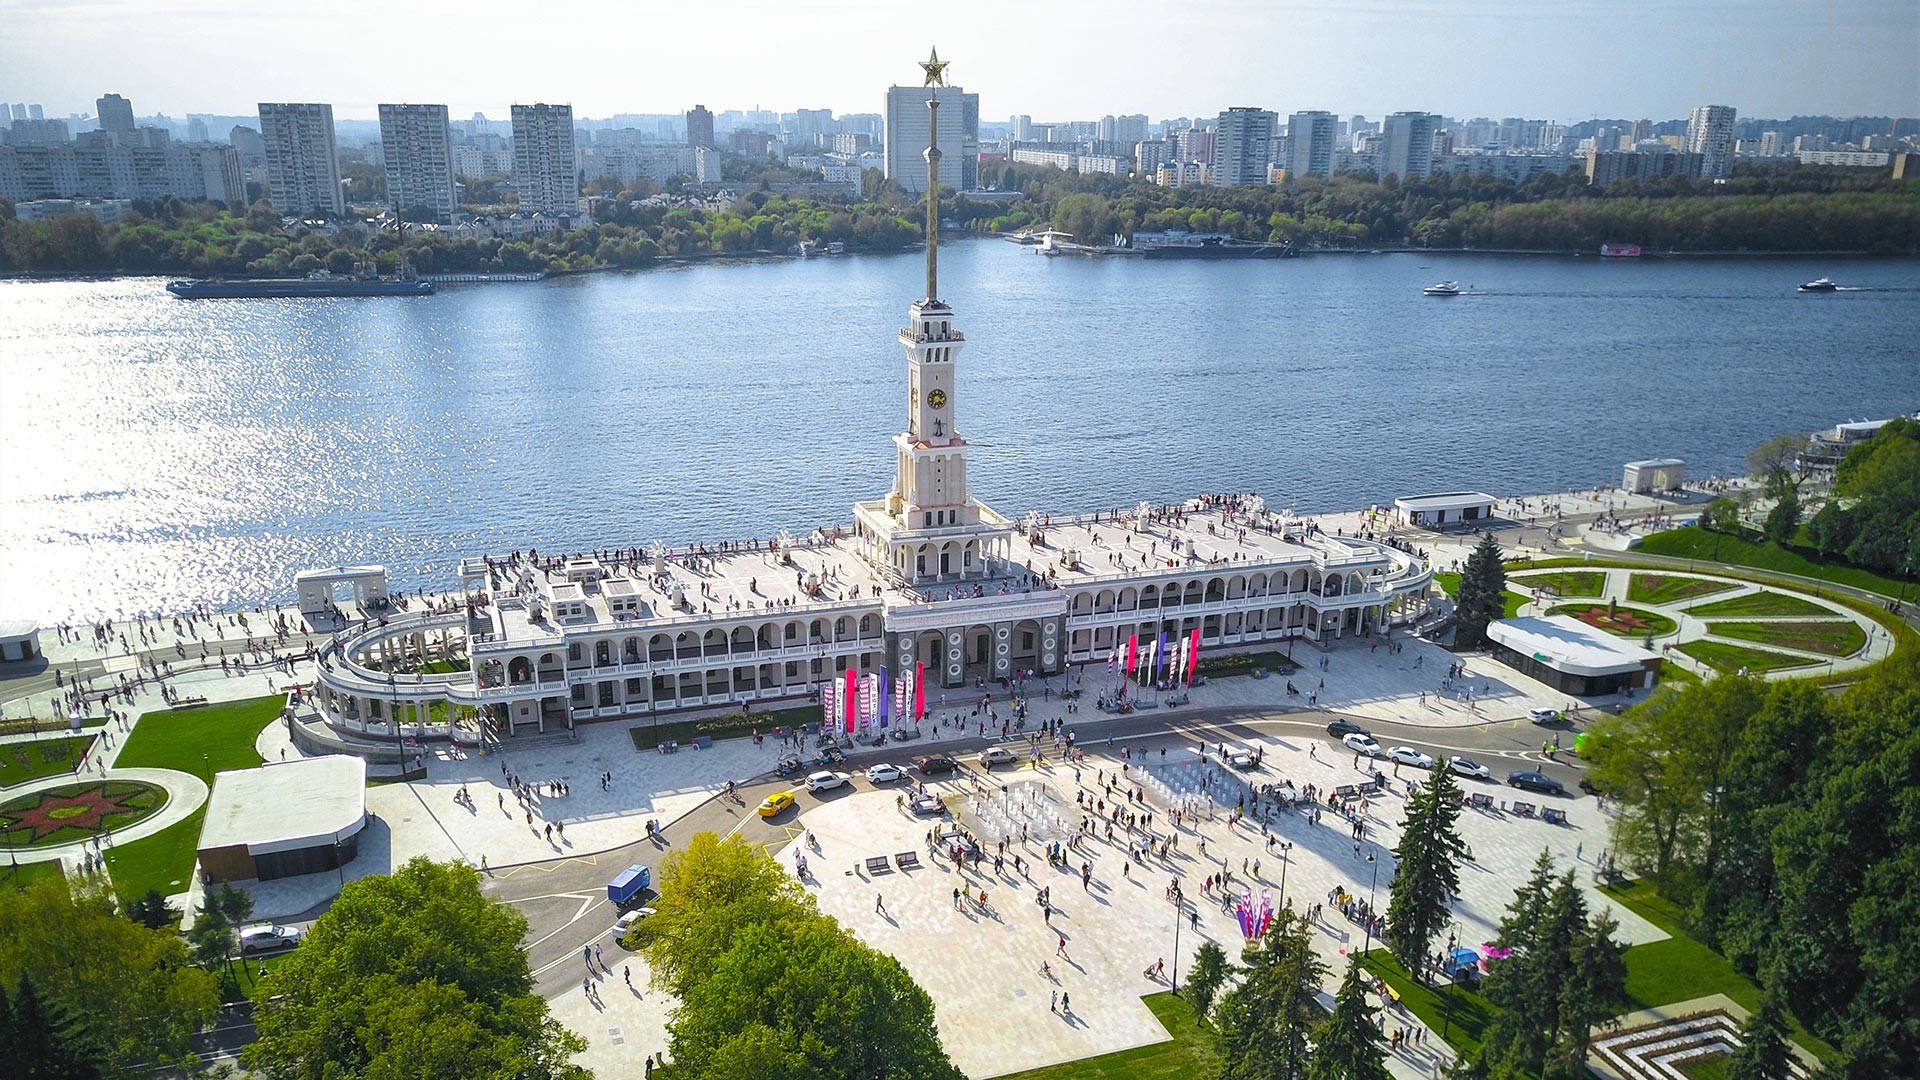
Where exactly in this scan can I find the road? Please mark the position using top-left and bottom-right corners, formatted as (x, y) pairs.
(484, 703), (1594, 999)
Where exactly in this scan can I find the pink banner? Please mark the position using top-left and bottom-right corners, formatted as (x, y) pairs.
(1126, 634), (1138, 675)
(844, 667), (858, 732)
(1187, 628), (1202, 685)
(914, 661), (927, 719)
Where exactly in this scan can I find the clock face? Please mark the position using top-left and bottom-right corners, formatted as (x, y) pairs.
(928, 389), (948, 410)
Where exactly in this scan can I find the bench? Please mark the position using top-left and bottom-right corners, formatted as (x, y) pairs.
(1469, 793), (1494, 809)
(865, 855), (893, 875)
(895, 851), (921, 871)
(177, 697), (210, 708)
(657, 740), (678, 754)
(1511, 801), (1537, 818)
(1542, 808), (1568, 825)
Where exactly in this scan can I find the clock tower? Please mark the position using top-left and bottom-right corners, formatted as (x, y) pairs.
(853, 49), (1013, 585)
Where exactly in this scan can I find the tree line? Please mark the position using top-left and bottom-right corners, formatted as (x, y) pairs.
(967, 160), (1920, 253)
(1586, 652), (1920, 1072)
(0, 189), (924, 276)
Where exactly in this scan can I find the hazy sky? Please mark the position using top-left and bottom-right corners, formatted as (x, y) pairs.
(3, 0), (1916, 123)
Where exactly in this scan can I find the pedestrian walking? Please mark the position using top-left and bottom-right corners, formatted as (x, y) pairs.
(1050, 989), (1058, 1013)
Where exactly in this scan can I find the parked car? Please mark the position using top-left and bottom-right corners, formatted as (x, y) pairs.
(1386, 746), (1436, 770)
(865, 763), (905, 784)
(238, 923), (302, 955)
(1342, 733), (1384, 757)
(913, 754), (959, 775)
(612, 906), (657, 937)
(1326, 719), (1370, 738)
(804, 770), (850, 793)
(1527, 707), (1562, 725)
(978, 746), (1018, 767)
(1506, 770), (1567, 796)
(1449, 756), (1492, 780)
(757, 791), (797, 817)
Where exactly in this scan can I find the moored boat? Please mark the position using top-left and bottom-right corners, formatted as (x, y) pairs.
(165, 271), (433, 299)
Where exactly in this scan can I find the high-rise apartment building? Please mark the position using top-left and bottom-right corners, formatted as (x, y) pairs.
(510, 103), (579, 214)
(1174, 128), (1216, 164)
(1686, 104), (1737, 179)
(379, 103), (457, 221)
(1381, 111), (1436, 179)
(1285, 110), (1337, 178)
(884, 84), (979, 193)
(96, 93), (135, 141)
(685, 104), (715, 148)
(258, 102), (344, 215)
(1214, 107), (1276, 185)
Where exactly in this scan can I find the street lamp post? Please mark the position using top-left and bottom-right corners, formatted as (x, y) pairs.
(1362, 852), (1381, 956)
(1277, 840), (1293, 911)
(1169, 886), (1184, 994)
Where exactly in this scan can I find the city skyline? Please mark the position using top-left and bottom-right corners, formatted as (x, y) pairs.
(2, 0), (1915, 124)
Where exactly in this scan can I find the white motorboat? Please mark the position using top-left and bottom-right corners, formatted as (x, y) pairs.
(1798, 277), (1839, 292)
(1422, 281), (1462, 296)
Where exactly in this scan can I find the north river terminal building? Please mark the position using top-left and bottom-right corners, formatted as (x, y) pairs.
(305, 53), (1435, 743)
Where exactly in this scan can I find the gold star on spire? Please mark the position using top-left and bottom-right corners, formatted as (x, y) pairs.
(919, 47), (948, 88)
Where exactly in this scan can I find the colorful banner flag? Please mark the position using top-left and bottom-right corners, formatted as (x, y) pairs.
(844, 667), (858, 732)
(1157, 631), (1171, 680)
(1187, 627), (1202, 685)
(1126, 634), (1138, 676)
(822, 678), (837, 724)
(861, 672), (879, 726)
(878, 665), (891, 728)
(914, 661), (927, 719)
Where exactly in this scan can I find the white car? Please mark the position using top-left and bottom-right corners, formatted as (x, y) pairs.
(864, 763), (905, 784)
(1449, 756), (1493, 780)
(1342, 733), (1383, 757)
(1386, 746), (1436, 770)
(978, 746), (1018, 767)
(612, 906), (657, 936)
(238, 923), (302, 955)
(1528, 707), (1562, 725)
(805, 770), (851, 792)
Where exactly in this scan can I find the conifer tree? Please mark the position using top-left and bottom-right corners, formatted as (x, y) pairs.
(1726, 969), (1793, 1080)
(1452, 533), (1508, 649)
(1386, 764), (1467, 980)
(1307, 959), (1392, 1080)
(10, 972), (105, 1080)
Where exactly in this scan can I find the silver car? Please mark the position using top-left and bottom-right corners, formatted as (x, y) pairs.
(238, 923), (302, 955)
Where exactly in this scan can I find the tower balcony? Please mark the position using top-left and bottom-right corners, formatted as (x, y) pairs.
(900, 327), (966, 345)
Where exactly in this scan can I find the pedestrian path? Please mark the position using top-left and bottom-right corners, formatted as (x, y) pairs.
(2, 766), (209, 875)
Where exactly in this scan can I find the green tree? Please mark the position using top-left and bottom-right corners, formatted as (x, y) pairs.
(1386, 764), (1467, 979)
(1307, 960), (1391, 1080)
(646, 833), (962, 1080)
(1726, 969), (1794, 1080)
(0, 877), (218, 1069)
(1216, 910), (1325, 1080)
(4, 971), (106, 1080)
(1748, 433), (1805, 486)
(243, 857), (586, 1080)
(1703, 496), (1744, 535)
(1184, 940), (1231, 1023)
(122, 888), (178, 931)
(1763, 489), (1801, 544)
(1452, 532), (1508, 649)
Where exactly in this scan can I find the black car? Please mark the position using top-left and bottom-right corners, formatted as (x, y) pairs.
(1326, 719), (1370, 738)
(913, 754), (959, 775)
(1506, 770), (1567, 796)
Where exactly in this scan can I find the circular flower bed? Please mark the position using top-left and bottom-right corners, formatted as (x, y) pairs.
(0, 780), (169, 848)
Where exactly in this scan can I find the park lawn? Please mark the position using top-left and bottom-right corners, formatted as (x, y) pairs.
(1547, 603), (1677, 638)
(0, 733), (97, 787)
(1677, 1053), (1732, 1080)
(1627, 573), (1735, 606)
(115, 695), (276, 779)
(1678, 640), (1817, 674)
(1512, 569), (1605, 598)
(103, 805), (205, 900)
(1706, 620), (1866, 657)
(1361, 951), (1495, 1061)
(1602, 880), (1833, 1059)
(996, 991), (1221, 1080)
(1659, 659), (1701, 687)
(1637, 528), (1914, 601)
(1688, 591), (1833, 618)
(1435, 573), (1529, 617)
(0, 859), (66, 891)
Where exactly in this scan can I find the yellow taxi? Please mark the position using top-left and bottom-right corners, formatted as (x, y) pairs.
(757, 791), (797, 818)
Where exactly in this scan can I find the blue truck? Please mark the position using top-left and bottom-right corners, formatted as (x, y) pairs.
(607, 864), (652, 907)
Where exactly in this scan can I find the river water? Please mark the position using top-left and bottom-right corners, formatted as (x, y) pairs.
(2, 243), (1915, 623)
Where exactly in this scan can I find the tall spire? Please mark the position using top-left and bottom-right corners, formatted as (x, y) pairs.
(919, 48), (948, 303)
